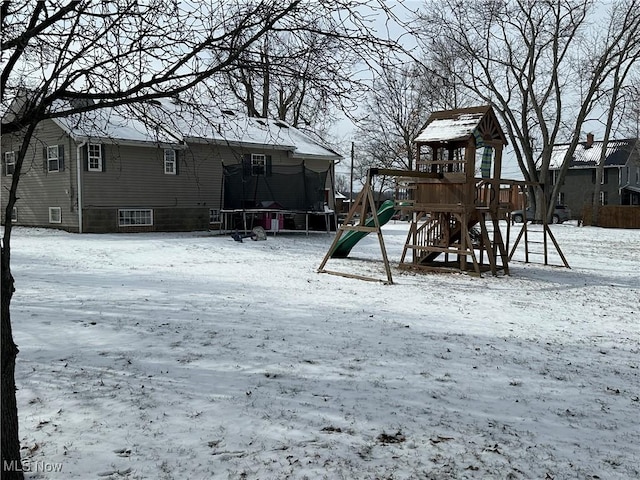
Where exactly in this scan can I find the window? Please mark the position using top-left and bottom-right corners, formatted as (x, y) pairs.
(242, 153), (271, 177)
(88, 144), (102, 171)
(599, 191), (608, 206)
(164, 149), (176, 174)
(10, 207), (17, 223)
(251, 154), (266, 176)
(47, 146), (60, 172)
(49, 207), (62, 223)
(5, 151), (15, 175)
(601, 169), (606, 185)
(636, 169), (640, 184)
(209, 208), (221, 224)
(118, 209), (153, 226)
(557, 192), (565, 205)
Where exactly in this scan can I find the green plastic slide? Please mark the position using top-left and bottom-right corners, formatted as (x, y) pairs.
(330, 199), (396, 258)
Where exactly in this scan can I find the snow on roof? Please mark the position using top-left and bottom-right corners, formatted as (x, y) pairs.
(414, 111), (486, 144)
(549, 139), (638, 169)
(52, 99), (341, 159)
(158, 100), (340, 159)
(53, 101), (181, 145)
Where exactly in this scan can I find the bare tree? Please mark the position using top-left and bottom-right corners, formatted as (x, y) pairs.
(351, 55), (467, 198)
(218, 1), (404, 134)
(357, 63), (428, 171)
(621, 81), (640, 138)
(223, 29), (354, 129)
(334, 173), (350, 195)
(589, 2), (640, 224)
(0, 2), (398, 477)
(356, 55), (472, 170)
(417, 0), (640, 222)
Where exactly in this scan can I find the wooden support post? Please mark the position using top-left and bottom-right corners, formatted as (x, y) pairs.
(459, 212), (468, 272)
(318, 171), (394, 284)
(491, 214), (510, 275)
(479, 215), (497, 276)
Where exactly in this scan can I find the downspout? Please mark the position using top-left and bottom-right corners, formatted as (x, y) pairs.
(76, 141), (86, 233)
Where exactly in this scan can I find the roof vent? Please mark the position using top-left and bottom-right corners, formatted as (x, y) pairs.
(69, 97), (95, 108)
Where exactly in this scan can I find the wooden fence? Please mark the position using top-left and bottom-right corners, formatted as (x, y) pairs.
(581, 205), (640, 228)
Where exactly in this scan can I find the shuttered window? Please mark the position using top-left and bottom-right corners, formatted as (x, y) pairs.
(4, 151), (15, 176)
(47, 146), (60, 172)
(164, 149), (177, 175)
(44, 145), (65, 173)
(82, 144), (105, 172)
(251, 154), (265, 176)
(88, 143), (103, 171)
(243, 153), (272, 177)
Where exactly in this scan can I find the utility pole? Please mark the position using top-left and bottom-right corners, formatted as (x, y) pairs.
(350, 141), (355, 207)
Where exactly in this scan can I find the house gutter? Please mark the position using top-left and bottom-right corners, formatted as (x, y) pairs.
(76, 141), (86, 233)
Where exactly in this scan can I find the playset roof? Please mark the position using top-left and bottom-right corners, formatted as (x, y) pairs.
(414, 105), (507, 146)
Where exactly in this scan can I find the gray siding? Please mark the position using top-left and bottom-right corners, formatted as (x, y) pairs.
(79, 141), (223, 232)
(551, 167), (623, 218)
(82, 142), (222, 209)
(1, 120), (79, 231)
(2, 118), (335, 232)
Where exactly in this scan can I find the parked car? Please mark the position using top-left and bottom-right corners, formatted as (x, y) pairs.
(511, 205), (571, 224)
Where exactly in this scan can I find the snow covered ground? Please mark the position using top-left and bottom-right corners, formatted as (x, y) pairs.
(6, 221), (639, 479)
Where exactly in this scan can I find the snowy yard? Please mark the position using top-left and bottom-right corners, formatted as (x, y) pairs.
(7, 221), (640, 479)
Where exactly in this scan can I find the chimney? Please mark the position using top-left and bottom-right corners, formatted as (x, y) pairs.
(586, 132), (594, 148)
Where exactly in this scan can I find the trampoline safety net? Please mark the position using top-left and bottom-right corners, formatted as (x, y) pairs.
(223, 161), (329, 211)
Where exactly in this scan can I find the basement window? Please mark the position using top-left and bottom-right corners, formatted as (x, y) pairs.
(118, 209), (153, 226)
(49, 207), (62, 223)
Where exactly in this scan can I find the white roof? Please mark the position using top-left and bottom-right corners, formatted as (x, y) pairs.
(414, 111), (485, 143)
(53, 102), (180, 146)
(549, 139), (638, 169)
(52, 99), (341, 160)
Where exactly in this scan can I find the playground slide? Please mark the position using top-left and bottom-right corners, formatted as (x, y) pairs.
(330, 200), (396, 258)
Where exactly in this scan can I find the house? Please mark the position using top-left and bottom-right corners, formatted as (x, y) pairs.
(548, 135), (640, 216)
(1, 99), (341, 233)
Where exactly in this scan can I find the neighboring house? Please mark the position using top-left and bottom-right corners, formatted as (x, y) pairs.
(548, 135), (640, 217)
(1, 99), (341, 233)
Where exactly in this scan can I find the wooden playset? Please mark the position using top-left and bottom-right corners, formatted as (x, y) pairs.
(318, 106), (569, 283)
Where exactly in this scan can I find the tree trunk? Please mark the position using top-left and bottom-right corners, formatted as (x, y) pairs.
(533, 185), (545, 223)
(0, 123), (36, 480)
(1, 243), (23, 480)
